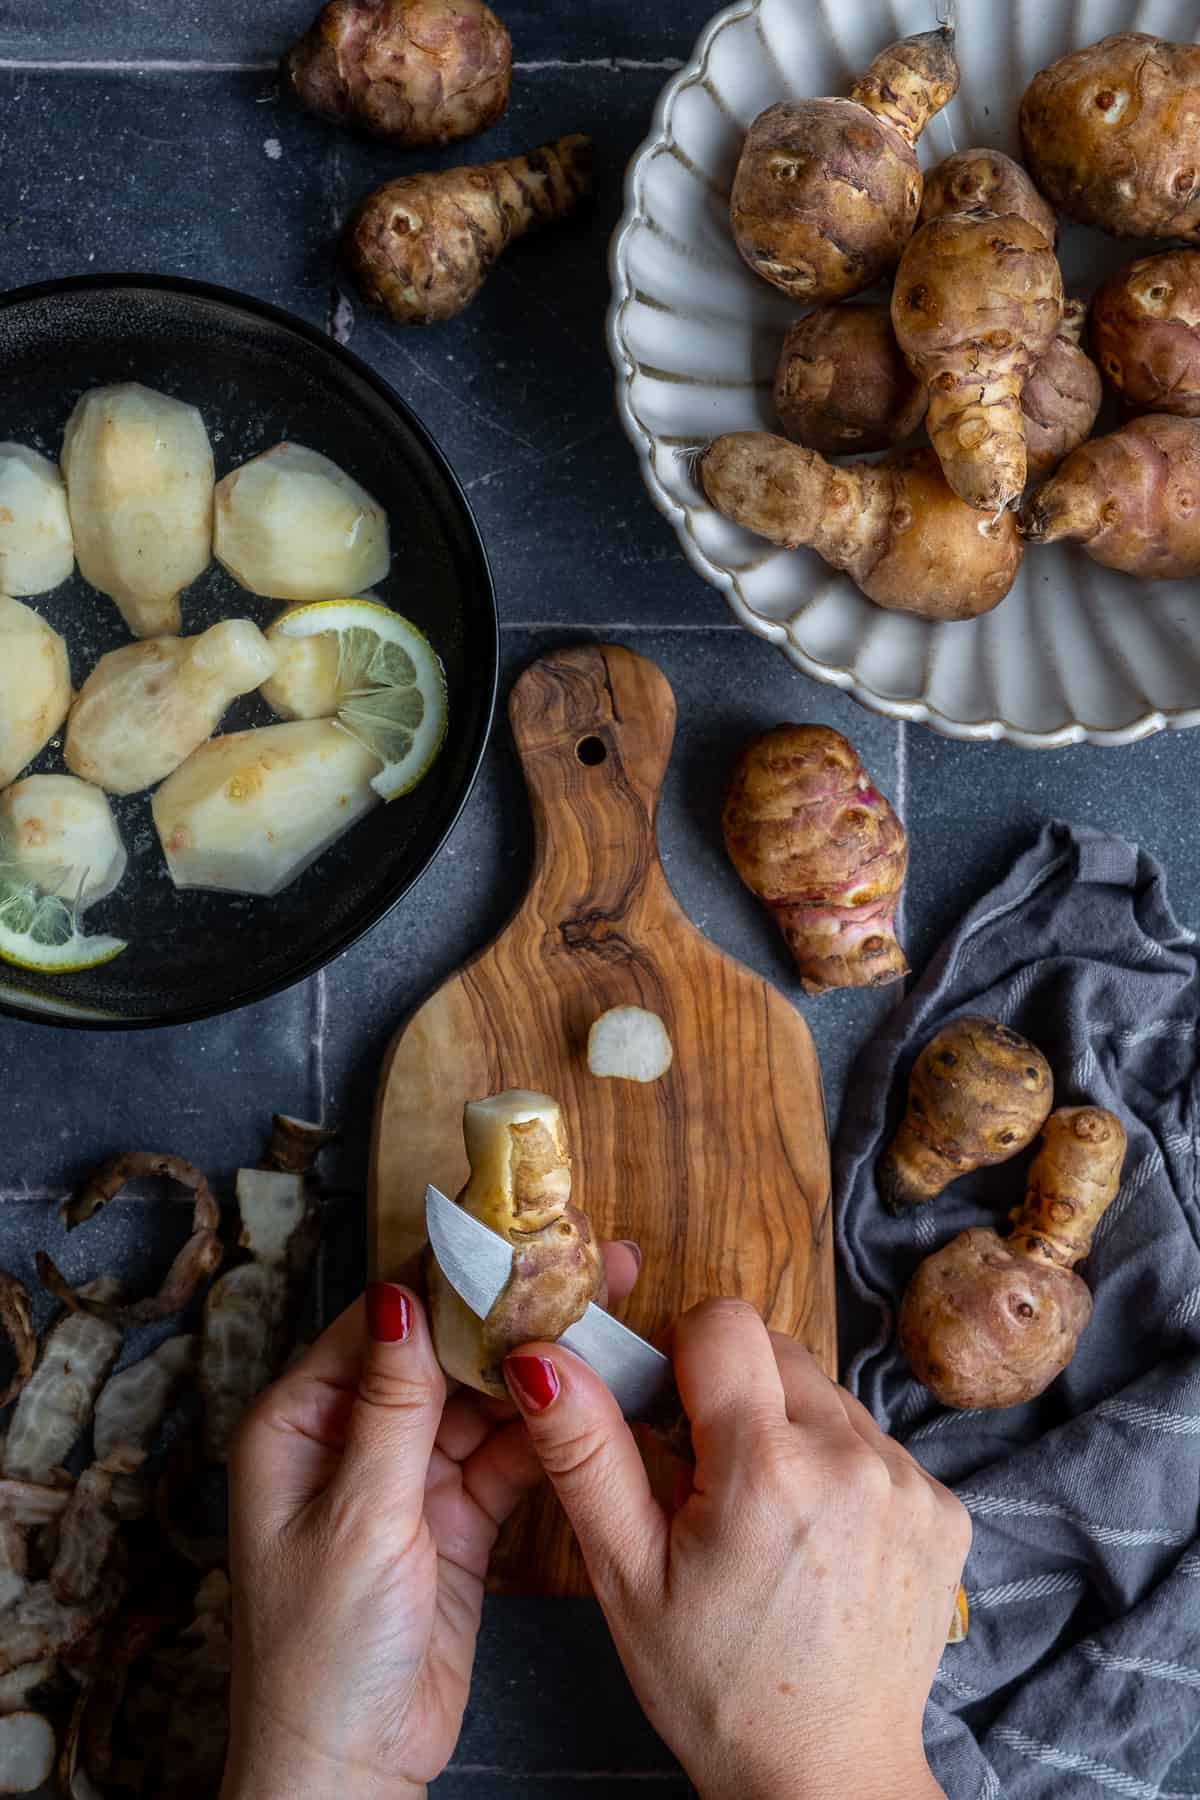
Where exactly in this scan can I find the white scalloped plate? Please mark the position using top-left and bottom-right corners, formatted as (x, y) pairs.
(607, 0), (1200, 747)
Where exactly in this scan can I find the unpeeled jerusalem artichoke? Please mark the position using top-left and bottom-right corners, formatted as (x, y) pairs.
(699, 433), (1022, 621)
(773, 304), (927, 456)
(428, 1091), (605, 1398)
(917, 147), (1056, 242)
(343, 134), (593, 325)
(1090, 249), (1200, 417)
(900, 1106), (1127, 1409)
(730, 27), (958, 304)
(1020, 414), (1200, 578)
(879, 1016), (1053, 1214)
(891, 211), (1063, 513)
(723, 725), (908, 995)
(1021, 300), (1103, 480)
(283, 0), (511, 146)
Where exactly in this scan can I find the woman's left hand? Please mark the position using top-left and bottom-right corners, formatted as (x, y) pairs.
(220, 1244), (640, 1800)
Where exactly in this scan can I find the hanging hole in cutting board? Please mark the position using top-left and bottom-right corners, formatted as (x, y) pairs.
(576, 736), (607, 766)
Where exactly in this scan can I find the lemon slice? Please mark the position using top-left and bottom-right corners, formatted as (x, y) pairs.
(266, 599), (448, 801)
(0, 868), (126, 974)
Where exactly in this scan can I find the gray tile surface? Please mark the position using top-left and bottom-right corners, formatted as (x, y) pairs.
(3, 2), (1200, 1795)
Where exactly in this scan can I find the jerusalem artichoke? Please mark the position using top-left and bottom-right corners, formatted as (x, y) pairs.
(1020, 34), (1200, 241)
(917, 147), (1056, 242)
(723, 725), (908, 995)
(699, 433), (1022, 621)
(283, 0), (511, 145)
(900, 1106), (1127, 1409)
(343, 133), (593, 325)
(0, 597), (71, 791)
(214, 444), (390, 603)
(428, 1090), (606, 1398)
(879, 1016), (1053, 1214)
(891, 211), (1063, 513)
(0, 446), (74, 597)
(1021, 300), (1103, 480)
(773, 304), (927, 456)
(0, 776), (126, 908)
(1020, 414), (1200, 578)
(729, 26), (958, 304)
(1090, 250), (1200, 417)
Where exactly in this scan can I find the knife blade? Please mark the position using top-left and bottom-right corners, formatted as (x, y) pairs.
(425, 1183), (689, 1443)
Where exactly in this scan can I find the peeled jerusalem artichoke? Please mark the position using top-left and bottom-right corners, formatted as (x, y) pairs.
(1021, 300), (1103, 481)
(730, 27), (958, 305)
(214, 444), (390, 603)
(343, 134), (593, 326)
(1090, 250), (1200, 417)
(917, 147), (1056, 242)
(699, 433), (1022, 621)
(900, 1106), (1127, 1410)
(0, 596), (71, 790)
(65, 621), (277, 797)
(0, 445), (74, 597)
(723, 725), (908, 995)
(1020, 414), (1200, 578)
(773, 305), (927, 456)
(60, 382), (214, 638)
(880, 1016), (1053, 1214)
(0, 775), (126, 908)
(428, 1090), (605, 1398)
(892, 210), (1063, 513)
(283, 0), (511, 146)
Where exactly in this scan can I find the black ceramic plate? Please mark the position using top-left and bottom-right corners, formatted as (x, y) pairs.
(0, 276), (497, 1029)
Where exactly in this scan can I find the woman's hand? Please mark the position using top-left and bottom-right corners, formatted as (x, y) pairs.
(503, 1299), (970, 1800)
(220, 1244), (639, 1800)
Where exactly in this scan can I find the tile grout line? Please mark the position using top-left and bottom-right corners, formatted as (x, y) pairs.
(313, 966), (329, 1125)
(0, 55), (684, 74)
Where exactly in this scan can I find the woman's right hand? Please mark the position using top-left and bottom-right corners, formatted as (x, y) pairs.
(503, 1300), (969, 1800)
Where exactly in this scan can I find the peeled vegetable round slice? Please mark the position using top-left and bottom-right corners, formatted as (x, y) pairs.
(264, 599), (447, 800)
(0, 775), (127, 909)
(0, 445), (74, 597)
(214, 444), (390, 603)
(0, 597), (72, 790)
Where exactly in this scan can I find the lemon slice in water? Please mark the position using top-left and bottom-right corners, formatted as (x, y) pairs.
(0, 867), (126, 974)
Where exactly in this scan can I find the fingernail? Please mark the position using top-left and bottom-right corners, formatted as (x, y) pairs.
(617, 1239), (642, 1270)
(366, 1282), (411, 1343)
(504, 1353), (560, 1413)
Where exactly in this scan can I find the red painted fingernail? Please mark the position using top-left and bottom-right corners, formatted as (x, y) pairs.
(366, 1283), (411, 1343)
(504, 1354), (560, 1412)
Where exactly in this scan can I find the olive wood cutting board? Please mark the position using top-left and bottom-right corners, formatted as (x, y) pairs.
(369, 643), (834, 1595)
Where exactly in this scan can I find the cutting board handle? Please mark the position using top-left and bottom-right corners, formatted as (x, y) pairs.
(508, 645), (678, 924)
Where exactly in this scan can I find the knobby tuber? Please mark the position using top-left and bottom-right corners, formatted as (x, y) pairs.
(773, 304), (927, 455)
(900, 1106), (1127, 1409)
(917, 147), (1056, 242)
(879, 1016), (1053, 1213)
(723, 725), (908, 995)
(1020, 414), (1200, 578)
(343, 133), (593, 325)
(699, 433), (1022, 620)
(1091, 249), (1200, 416)
(429, 1090), (606, 1398)
(0, 597), (71, 792)
(729, 27), (958, 304)
(1020, 34), (1200, 241)
(284, 0), (511, 145)
(892, 211), (1063, 512)
(1021, 299), (1103, 480)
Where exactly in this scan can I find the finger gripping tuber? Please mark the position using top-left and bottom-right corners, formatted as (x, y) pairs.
(723, 724), (908, 995)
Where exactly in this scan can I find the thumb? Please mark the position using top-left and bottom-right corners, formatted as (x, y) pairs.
(331, 1283), (445, 1528)
(504, 1343), (667, 1598)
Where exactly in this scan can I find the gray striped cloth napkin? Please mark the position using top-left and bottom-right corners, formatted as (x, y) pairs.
(836, 822), (1200, 1800)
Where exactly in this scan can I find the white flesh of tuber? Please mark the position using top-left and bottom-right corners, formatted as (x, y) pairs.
(0, 597), (71, 791)
(261, 634), (340, 720)
(214, 443), (390, 603)
(0, 446), (74, 597)
(0, 776), (126, 909)
(587, 1006), (673, 1083)
(235, 1169), (308, 1264)
(0, 1711), (55, 1792)
(65, 620), (277, 796)
(3, 1311), (122, 1485)
(61, 382), (215, 638)
(200, 1262), (286, 1462)
(92, 1335), (197, 1463)
(152, 719), (381, 897)
(0, 1521), (26, 1613)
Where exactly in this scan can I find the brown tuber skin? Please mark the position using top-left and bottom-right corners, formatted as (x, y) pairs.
(723, 725), (908, 995)
(283, 0), (512, 146)
(773, 304), (927, 455)
(1091, 250), (1200, 417)
(1020, 34), (1200, 241)
(900, 1106), (1127, 1410)
(730, 27), (958, 305)
(343, 133), (592, 324)
(879, 1016), (1053, 1214)
(1022, 299), (1104, 480)
(1020, 414), (1200, 578)
(917, 147), (1057, 242)
(699, 432), (1022, 621)
(892, 211), (1064, 513)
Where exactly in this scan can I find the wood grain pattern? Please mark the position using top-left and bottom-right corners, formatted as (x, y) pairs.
(370, 644), (834, 1595)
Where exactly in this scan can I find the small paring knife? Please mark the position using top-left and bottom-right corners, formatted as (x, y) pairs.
(425, 1183), (692, 1457)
